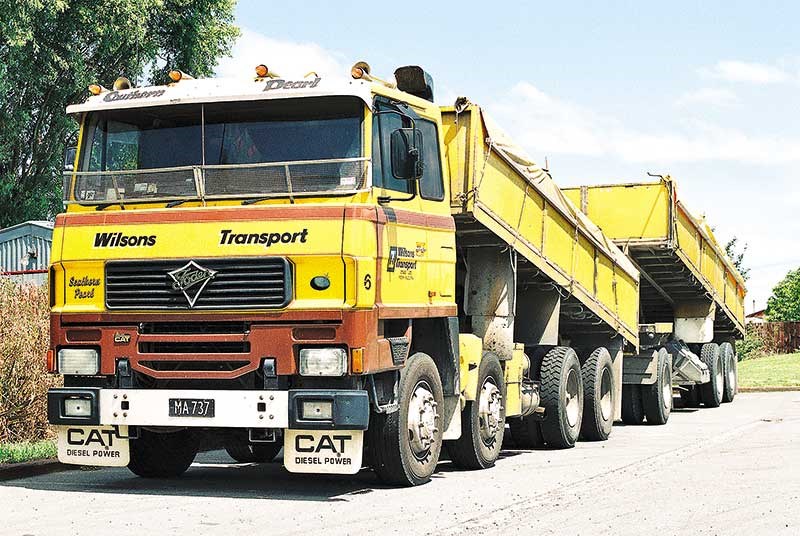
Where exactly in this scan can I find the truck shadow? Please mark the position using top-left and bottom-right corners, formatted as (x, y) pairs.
(0, 450), (389, 502)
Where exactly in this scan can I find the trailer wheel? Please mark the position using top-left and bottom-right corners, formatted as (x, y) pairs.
(579, 347), (615, 441)
(447, 353), (505, 470)
(621, 384), (644, 425)
(128, 428), (197, 478)
(700, 343), (723, 408)
(369, 352), (444, 486)
(642, 348), (672, 425)
(680, 385), (701, 408)
(720, 342), (737, 403)
(538, 346), (583, 449)
(225, 441), (282, 463)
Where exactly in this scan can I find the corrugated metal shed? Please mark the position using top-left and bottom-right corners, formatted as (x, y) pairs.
(0, 220), (54, 284)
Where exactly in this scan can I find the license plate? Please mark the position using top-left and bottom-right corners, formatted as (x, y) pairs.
(168, 398), (215, 417)
(284, 430), (364, 475)
(57, 425), (130, 467)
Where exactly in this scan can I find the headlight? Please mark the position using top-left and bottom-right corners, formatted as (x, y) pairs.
(57, 348), (99, 375)
(299, 348), (347, 376)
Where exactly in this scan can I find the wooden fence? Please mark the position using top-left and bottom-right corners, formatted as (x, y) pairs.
(748, 322), (800, 355)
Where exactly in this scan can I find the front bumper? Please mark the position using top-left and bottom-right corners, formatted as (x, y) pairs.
(47, 388), (369, 430)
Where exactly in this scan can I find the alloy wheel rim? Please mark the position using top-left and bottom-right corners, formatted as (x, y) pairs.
(565, 368), (581, 427)
(478, 377), (503, 446)
(407, 380), (439, 460)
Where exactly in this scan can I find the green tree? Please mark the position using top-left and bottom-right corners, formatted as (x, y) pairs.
(724, 237), (750, 281)
(0, 0), (239, 227)
(766, 268), (800, 321)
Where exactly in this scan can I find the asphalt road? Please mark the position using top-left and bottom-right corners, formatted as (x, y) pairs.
(2, 392), (799, 536)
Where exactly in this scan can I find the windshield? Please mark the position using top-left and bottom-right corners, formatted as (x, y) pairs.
(70, 96), (366, 204)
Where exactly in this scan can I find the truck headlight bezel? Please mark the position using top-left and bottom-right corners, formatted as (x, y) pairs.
(298, 347), (348, 377)
(57, 348), (100, 376)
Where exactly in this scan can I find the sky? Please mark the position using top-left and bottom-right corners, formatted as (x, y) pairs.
(217, 0), (800, 313)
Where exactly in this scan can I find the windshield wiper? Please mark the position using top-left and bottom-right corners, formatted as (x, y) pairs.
(95, 202), (125, 211)
(165, 199), (191, 208)
(242, 197), (270, 206)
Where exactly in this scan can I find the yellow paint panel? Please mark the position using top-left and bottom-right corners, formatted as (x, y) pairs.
(544, 210), (575, 280)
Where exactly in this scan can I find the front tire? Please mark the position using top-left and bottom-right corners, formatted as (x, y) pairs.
(642, 348), (672, 425)
(539, 346), (583, 449)
(447, 353), (506, 470)
(369, 352), (444, 486)
(580, 347), (615, 441)
(128, 429), (197, 478)
(700, 343), (723, 408)
(720, 342), (737, 403)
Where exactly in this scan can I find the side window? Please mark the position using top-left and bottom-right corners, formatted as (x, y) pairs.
(372, 107), (412, 194)
(417, 119), (444, 201)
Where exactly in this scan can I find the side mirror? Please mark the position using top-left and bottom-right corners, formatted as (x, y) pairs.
(390, 128), (423, 180)
(64, 146), (77, 172)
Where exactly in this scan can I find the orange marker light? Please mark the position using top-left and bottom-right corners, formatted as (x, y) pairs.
(88, 84), (102, 95)
(168, 70), (182, 82)
(46, 349), (56, 373)
(255, 64), (269, 77)
(351, 347), (364, 374)
(351, 66), (365, 79)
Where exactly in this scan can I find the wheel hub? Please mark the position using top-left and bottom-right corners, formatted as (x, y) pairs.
(565, 368), (580, 427)
(600, 368), (613, 421)
(478, 379), (503, 445)
(727, 356), (736, 389)
(662, 372), (672, 410)
(407, 382), (439, 459)
(715, 362), (724, 397)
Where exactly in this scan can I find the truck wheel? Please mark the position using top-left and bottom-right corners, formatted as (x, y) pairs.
(621, 384), (644, 425)
(642, 348), (672, 425)
(539, 346), (583, 449)
(369, 352), (444, 486)
(447, 353), (505, 470)
(680, 385), (701, 408)
(720, 342), (737, 403)
(579, 347), (615, 441)
(509, 417), (544, 448)
(700, 343), (723, 408)
(128, 428), (197, 478)
(225, 442), (282, 463)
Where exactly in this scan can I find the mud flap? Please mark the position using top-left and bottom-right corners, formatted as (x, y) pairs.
(283, 430), (363, 475)
(56, 425), (130, 467)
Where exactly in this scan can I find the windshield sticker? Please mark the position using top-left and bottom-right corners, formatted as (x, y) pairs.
(102, 89), (166, 102)
(263, 77), (321, 91)
(219, 229), (309, 247)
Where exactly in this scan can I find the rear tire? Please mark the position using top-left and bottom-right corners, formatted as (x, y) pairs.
(538, 346), (583, 449)
(621, 384), (644, 425)
(720, 342), (737, 403)
(447, 353), (505, 470)
(128, 429), (197, 478)
(642, 348), (672, 425)
(225, 441), (282, 463)
(700, 343), (723, 408)
(369, 352), (444, 486)
(579, 347), (615, 441)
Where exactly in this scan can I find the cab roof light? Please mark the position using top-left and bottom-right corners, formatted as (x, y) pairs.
(349, 61), (396, 89)
(168, 69), (195, 82)
(88, 84), (109, 95)
(112, 76), (132, 91)
(255, 64), (280, 79)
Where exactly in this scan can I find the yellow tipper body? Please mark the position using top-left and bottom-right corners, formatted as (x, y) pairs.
(441, 104), (640, 347)
(563, 178), (745, 338)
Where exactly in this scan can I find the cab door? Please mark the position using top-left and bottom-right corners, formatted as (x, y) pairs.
(371, 99), (455, 316)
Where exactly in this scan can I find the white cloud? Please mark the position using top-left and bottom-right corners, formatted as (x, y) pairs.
(216, 28), (349, 80)
(674, 87), (739, 108)
(699, 60), (789, 84)
(487, 81), (800, 165)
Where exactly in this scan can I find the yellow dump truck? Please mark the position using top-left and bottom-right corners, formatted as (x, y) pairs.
(46, 63), (742, 486)
(564, 179), (745, 414)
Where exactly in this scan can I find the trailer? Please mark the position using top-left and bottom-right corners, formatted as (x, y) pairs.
(45, 63), (743, 487)
(564, 178), (745, 415)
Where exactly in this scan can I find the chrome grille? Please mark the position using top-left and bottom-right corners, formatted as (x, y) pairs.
(105, 258), (291, 310)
